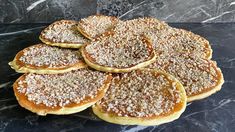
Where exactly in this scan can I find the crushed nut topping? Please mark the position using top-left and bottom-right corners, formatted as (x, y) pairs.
(113, 18), (210, 59)
(85, 33), (152, 68)
(19, 44), (83, 68)
(41, 20), (88, 43)
(78, 15), (118, 38)
(147, 27), (210, 58)
(97, 70), (182, 117)
(113, 17), (168, 36)
(17, 68), (108, 107)
(148, 53), (219, 96)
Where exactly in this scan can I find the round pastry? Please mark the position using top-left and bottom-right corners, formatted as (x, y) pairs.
(9, 44), (86, 74)
(39, 20), (89, 48)
(80, 32), (156, 73)
(147, 53), (224, 102)
(147, 27), (212, 59)
(13, 68), (112, 115)
(113, 17), (212, 59)
(77, 15), (119, 39)
(113, 17), (169, 36)
(93, 69), (187, 126)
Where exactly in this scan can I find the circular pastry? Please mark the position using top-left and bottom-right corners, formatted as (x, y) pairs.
(9, 44), (86, 74)
(147, 27), (212, 59)
(40, 20), (89, 48)
(113, 17), (212, 59)
(113, 17), (169, 36)
(147, 53), (224, 102)
(93, 69), (187, 126)
(13, 68), (112, 115)
(80, 32), (156, 73)
(77, 15), (119, 39)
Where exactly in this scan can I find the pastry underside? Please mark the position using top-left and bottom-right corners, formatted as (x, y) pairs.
(9, 44), (87, 74)
(93, 69), (187, 126)
(77, 15), (119, 40)
(13, 69), (112, 115)
(81, 32), (157, 73)
(147, 53), (224, 102)
(39, 20), (89, 48)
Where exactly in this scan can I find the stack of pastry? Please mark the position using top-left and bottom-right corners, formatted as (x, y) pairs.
(9, 15), (224, 126)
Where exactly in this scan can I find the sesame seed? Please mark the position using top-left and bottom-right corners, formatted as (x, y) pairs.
(41, 20), (88, 43)
(19, 44), (83, 68)
(17, 68), (108, 107)
(85, 33), (152, 68)
(97, 70), (182, 117)
(148, 53), (219, 96)
(79, 15), (118, 38)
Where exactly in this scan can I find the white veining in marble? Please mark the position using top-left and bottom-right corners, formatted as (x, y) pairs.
(0, 98), (15, 102)
(0, 105), (18, 111)
(119, 0), (146, 19)
(26, 0), (46, 12)
(98, 0), (235, 23)
(0, 82), (11, 89)
(202, 10), (235, 23)
(230, 1), (235, 6)
(121, 125), (149, 132)
(0, 26), (45, 36)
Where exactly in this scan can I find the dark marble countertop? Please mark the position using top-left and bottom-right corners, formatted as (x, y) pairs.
(0, 23), (234, 132)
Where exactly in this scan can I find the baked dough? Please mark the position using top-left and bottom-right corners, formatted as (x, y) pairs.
(77, 15), (119, 39)
(147, 53), (224, 102)
(9, 44), (86, 74)
(40, 20), (89, 48)
(93, 69), (187, 126)
(81, 32), (156, 73)
(13, 68), (112, 115)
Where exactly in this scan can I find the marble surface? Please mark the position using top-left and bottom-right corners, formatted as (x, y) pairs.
(0, 23), (235, 132)
(1, 0), (235, 23)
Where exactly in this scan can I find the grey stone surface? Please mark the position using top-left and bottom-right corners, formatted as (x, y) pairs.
(97, 0), (235, 22)
(0, 0), (235, 23)
(0, 0), (96, 23)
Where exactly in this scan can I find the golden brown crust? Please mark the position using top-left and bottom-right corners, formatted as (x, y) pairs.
(77, 15), (119, 40)
(150, 27), (212, 60)
(13, 72), (112, 116)
(179, 29), (212, 59)
(40, 20), (89, 48)
(187, 61), (224, 102)
(92, 69), (187, 126)
(80, 34), (157, 73)
(9, 44), (87, 74)
(147, 53), (224, 102)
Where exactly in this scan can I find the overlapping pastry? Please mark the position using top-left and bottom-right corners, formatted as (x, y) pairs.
(77, 15), (119, 39)
(40, 20), (89, 48)
(13, 68), (112, 115)
(81, 32), (156, 73)
(93, 69), (187, 126)
(113, 17), (169, 36)
(147, 53), (224, 102)
(9, 15), (224, 125)
(148, 27), (212, 59)
(113, 17), (212, 59)
(9, 44), (86, 74)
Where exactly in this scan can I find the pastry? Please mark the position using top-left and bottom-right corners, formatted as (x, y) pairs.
(40, 20), (89, 48)
(147, 53), (224, 102)
(93, 69), (187, 126)
(77, 15), (119, 39)
(81, 32), (156, 73)
(9, 44), (86, 74)
(13, 68), (112, 115)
